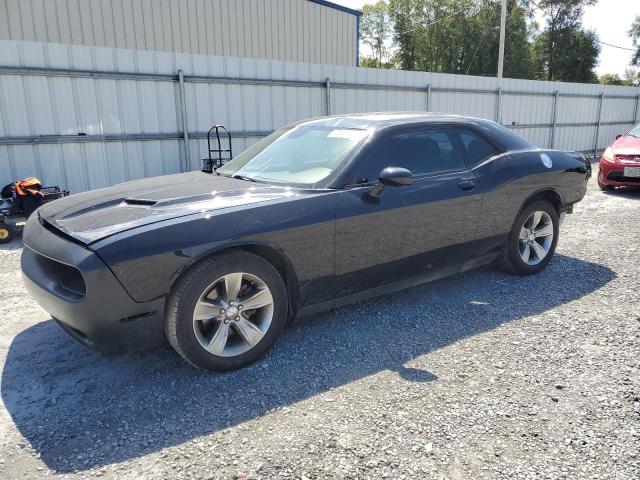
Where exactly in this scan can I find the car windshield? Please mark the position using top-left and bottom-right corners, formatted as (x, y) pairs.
(216, 126), (369, 187)
(625, 124), (640, 139)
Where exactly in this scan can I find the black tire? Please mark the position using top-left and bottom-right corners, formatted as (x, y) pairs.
(598, 179), (613, 191)
(165, 250), (288, 371)
(498, 200), (559, 276)
(0, 223), (15, 244)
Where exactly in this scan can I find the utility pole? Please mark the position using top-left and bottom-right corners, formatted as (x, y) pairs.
(497, 0), (507, 79)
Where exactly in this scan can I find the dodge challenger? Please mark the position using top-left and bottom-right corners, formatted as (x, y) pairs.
(21, 113), (591, 371)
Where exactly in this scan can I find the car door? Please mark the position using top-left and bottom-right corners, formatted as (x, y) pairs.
(334, 126), (484, 298)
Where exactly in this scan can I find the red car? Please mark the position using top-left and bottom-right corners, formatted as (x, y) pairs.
(598, 123), (640, 190)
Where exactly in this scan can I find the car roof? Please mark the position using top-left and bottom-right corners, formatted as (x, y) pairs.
(291, 112), (534, 151)
(294, 112), (499, 130)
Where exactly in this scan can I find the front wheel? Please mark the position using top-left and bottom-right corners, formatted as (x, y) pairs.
(498, 201), (559, 275)
(165, 251), (288, 371)
(598, 179), (613, 191)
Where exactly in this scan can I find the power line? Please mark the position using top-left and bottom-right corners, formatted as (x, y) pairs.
(391, 0), (495, 37)
(595, 39), (635, 51)
(465, 23), (489, 74)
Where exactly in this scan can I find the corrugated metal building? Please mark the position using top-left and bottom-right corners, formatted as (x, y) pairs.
(0, 0), (361, 66)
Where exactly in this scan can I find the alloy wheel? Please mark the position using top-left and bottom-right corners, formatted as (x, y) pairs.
(518, 211), (554, 266)
(192, 272), (274, 357)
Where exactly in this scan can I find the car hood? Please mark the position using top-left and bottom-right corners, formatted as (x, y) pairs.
(38, 171), (298, 244)
(613, 135), (640, 156)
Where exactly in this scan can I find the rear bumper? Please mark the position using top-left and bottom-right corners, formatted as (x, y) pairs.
(598, 160), (640, 186)
(21, 215), (165, 354)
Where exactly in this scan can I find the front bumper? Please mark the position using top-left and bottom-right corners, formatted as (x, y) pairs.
(21, 216), (165, 354)
(598, 159), (640, 187)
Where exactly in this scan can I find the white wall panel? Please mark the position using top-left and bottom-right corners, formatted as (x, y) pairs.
(0, 40), (639, 193)
(601, 97), (637, 123)
(432, 92), (496, 120)
(0, 0), (360, 66)
(557, 96), (600, 124)
(510, 128), (551, 149)
(554, 126), (596, 152)
(502, 94), (554, 127)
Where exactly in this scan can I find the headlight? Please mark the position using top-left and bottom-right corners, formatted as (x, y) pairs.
(602, 147), (616, 163)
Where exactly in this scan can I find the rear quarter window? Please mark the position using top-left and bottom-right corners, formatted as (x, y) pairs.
(471, 122), (532, 151)
(458, 130), (499, 165)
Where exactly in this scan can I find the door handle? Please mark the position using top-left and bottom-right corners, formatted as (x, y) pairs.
(458, 180), (475, 191)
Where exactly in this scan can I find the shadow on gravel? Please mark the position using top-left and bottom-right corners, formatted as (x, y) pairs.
(1, 254), (614, 473)
(602, 186), (640, 199)
(0, 239), (22, 251)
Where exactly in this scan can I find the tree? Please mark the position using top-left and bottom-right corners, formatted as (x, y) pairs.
(534, 0), (595, 80)
(359, 0), (600, 84)
(534, 28), (599, 82)
(623, 68), (640, 86)
(385, 0), (533, 77)
(360, 57), (395, 69)
(464, 0), (534, 78)
(361, 1), (393, 68)
(532, 0), (599, 82)
(387, 0), (423, 71)
(630, 15), (640, 67)
(599, 73), (624, 85)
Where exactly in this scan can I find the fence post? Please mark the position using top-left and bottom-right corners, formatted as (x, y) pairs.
(425, 83), (431, 112)
(495, 87), (502, 123)
(635, 93), (640, 124)
(592, 92), (604, 161)
(177, 69), (190, 172)
(325, 77), (331, 116)
(550, 90), (559, 149)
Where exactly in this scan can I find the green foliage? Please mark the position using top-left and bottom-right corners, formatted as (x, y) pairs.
(359, 0), (601, 83)
(385, 0), (533, 77)
(361, 0), (392, 68)
(599, 73), (624, 85)
(533, 0), (599, 82)
(623, 68), (640, 87)
(360, 56), (395, 69)
(532, 28), (599, 82)
(599, 70), (639, 87)
(630, 15), (640, 67)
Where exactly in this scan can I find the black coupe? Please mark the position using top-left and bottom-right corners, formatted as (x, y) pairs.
(21, 113), (591, 371)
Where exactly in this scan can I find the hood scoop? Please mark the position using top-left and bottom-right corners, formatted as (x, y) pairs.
(123, 198), (157, 207)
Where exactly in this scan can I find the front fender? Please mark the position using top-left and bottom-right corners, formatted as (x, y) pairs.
(93, 193), (338, 306)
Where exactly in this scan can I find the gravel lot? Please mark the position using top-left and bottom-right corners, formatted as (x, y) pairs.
(0, 167), (638, 479)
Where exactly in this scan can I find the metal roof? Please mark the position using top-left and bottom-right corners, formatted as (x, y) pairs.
(307, 0), (362, 16)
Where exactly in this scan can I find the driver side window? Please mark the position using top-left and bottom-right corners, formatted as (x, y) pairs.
(353, 129), (465, 184)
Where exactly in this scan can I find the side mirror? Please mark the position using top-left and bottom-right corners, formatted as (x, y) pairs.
(379, 166), (413, 187)
(368, 167), (413, 199)
(615, 134), (622, 140)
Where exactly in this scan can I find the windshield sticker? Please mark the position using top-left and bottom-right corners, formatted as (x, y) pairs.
(328, 129), (365, 140)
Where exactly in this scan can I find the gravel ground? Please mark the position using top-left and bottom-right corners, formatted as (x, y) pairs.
(0, 168), (638, 480)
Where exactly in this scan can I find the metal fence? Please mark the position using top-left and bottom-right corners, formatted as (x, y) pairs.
(1, 40), (639, 193)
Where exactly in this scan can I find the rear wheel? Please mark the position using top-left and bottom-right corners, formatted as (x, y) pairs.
(0, 223), (14, 244)
(498, 201), (559, 275)
(165, 251), (288, 371)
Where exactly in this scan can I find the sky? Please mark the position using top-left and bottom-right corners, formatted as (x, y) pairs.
(332, 0), (640, 77)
